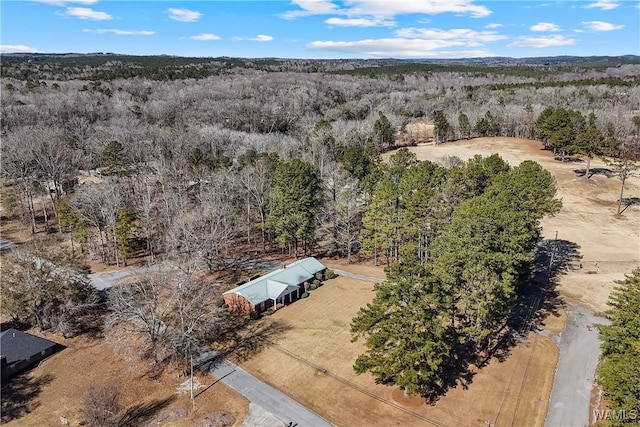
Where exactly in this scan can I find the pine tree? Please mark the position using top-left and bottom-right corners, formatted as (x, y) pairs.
(398, 160), (448, 261)
(535, 108), (586, 161)
(458, 113), (471, 140)
(360, 149), (416, 265)
(597, 268), (640, 427)
(353, 155), (561, 398)
(433, 110), (450, 144)
(351, 263), (452, 396)
(267, 159), (322, 257)
(574, 113), (605, 179)
(373, 111), (395, 150)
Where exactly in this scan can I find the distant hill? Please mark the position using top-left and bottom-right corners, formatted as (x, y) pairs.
(1, 53), (638, 81)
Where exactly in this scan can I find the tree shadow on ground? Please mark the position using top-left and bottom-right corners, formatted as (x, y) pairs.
(371, 339), (476, 405)
(199, 317), (292, 369)
(573, 167), (614, 178)
(619, 197), (640, 215)
(0, 320), (32, 332)
(203, 256), (282, 279)
(429, 345), (477, 403)
(118, 395), (176, 427)
(1, 372), (54, 423)
(478, 239), (581, 367)
(64, 304), (109, 339)
(554, 156), (583, 163)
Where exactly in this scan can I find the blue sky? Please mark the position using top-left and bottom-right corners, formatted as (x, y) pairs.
(1, 0), (638, 58)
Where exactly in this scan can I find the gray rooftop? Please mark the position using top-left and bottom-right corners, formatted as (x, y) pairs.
(0, 329), (58, 365)
(224, 257), (326, 305)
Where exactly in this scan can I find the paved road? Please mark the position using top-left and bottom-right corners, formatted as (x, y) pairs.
(201, 353), (332, 427)
(331, 268), (384, 283)
(0, 237), (16, 252)
(88, 264), (163, 290)
(545, 305), (609, 427)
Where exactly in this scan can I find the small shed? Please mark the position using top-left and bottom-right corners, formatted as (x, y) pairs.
(1, 329), (61, 380)
(223, 257), (326, 314)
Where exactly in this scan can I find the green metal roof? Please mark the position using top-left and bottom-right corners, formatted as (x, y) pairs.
(223, 257), (326, 305)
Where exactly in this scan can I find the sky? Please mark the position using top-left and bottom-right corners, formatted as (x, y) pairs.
(1, 0), (639, 59)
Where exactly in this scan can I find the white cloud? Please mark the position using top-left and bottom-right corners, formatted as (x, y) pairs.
(233, 35), (274, 42)
(281, 0), (341, 18)
(307, 24), (505, 58)
(283, 0), (491, 19)
(307, 38), (494, 58)
(168, 8), (202, 22)
(190, 33), (221, 41)
(250, 34), (274, 42)
(530, 22), (560, 32)
(83, 29), (155, 36)
(395, 27), (507, 44)
(0, 44), (40, 53)
(344, 0), (492, 18)
(33, 0), (97, 5)
(581, 21), (624, 31)
(508, 35), (575, 48)
(584, 0), (619, 10)
(484, 23), (503, 29)
(325, 17), (395, 27)
(62, 7), (112, 20)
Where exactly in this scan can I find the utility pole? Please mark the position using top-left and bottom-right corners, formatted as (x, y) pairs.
(547, 231), (558, 284)
(190, 351), (194, 403)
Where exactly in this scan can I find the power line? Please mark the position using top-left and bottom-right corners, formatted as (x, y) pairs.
(265, 340), (451, 427)
(493, 291), (542, 426)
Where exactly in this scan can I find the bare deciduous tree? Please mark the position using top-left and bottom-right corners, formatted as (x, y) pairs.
(106, 268), (224, 369)
(81, 382), (122, 427)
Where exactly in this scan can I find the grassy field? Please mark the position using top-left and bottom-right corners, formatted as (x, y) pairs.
(240, 275), (558, 427)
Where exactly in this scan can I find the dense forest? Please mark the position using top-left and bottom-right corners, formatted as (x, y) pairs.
(1, 54), (639, 398)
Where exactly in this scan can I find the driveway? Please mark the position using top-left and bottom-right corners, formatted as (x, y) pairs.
(90, 264), (332, 426)
(88, 264), (163, 290)
(331, 268), (383, 283)
(0, 237), (16, 252)
(202, 355), (332, 427)
(545, 304), (609, 427)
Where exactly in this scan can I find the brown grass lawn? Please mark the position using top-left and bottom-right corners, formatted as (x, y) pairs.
(240, 275), (558, 427)
(2, 333), (249, 427)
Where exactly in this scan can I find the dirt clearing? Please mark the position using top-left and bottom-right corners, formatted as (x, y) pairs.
(387, 137), (639, 313)
(2, 333), (249, 427)
(240, 275), (558, 427)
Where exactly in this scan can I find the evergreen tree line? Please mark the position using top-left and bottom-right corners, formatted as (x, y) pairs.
(535, 107), (621, 167)
(351, 149), (562, 399)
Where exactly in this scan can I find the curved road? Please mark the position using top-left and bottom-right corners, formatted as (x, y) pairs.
(545, 304), (609, 427)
